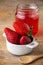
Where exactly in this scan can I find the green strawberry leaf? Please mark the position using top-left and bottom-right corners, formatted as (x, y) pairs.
(27, 26), (34, 36)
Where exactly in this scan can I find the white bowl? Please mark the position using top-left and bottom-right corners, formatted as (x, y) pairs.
(3, 33), (38, 55)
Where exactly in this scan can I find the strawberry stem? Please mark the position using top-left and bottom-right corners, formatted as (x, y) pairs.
(27, 26), (34, 36)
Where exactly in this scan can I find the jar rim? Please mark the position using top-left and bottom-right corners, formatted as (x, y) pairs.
(16, 3), (39, 12)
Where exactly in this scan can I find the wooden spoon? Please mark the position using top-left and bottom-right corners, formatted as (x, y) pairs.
(19, 55), (43, 64)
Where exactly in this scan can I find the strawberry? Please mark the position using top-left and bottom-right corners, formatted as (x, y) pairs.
(20, 36), (31, 45)
(13, 21), (30, 35)
(4, 27), (21, 44)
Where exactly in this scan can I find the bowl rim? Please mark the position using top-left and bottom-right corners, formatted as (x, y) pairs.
(6, 37), (34, 46)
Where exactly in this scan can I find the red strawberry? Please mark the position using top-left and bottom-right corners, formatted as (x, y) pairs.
(20, 36), (31, 45)
(13, 21), (30, 35)
(4, 27), (21, 44)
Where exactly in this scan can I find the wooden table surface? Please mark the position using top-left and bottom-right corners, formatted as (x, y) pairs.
(0, 0), (43, 65)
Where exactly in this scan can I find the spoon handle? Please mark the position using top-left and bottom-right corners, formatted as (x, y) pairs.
(30, 55), (43, 61)
(19, 55), (43, 64)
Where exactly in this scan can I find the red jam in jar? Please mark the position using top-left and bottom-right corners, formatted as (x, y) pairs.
(15, 4), (39, 35)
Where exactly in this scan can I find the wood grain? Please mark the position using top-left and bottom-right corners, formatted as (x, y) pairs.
(0, 0), (43, 65)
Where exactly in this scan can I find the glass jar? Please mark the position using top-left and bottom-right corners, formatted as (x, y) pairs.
(15, 3), (39, 35)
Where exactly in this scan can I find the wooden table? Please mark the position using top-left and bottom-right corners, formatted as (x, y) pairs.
(0, 0), (43, 65)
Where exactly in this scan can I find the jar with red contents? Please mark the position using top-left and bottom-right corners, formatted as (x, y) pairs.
(15, 3), (39, 35)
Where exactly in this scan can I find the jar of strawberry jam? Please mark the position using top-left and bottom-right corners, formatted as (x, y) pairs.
(15, 4), (39, 35)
